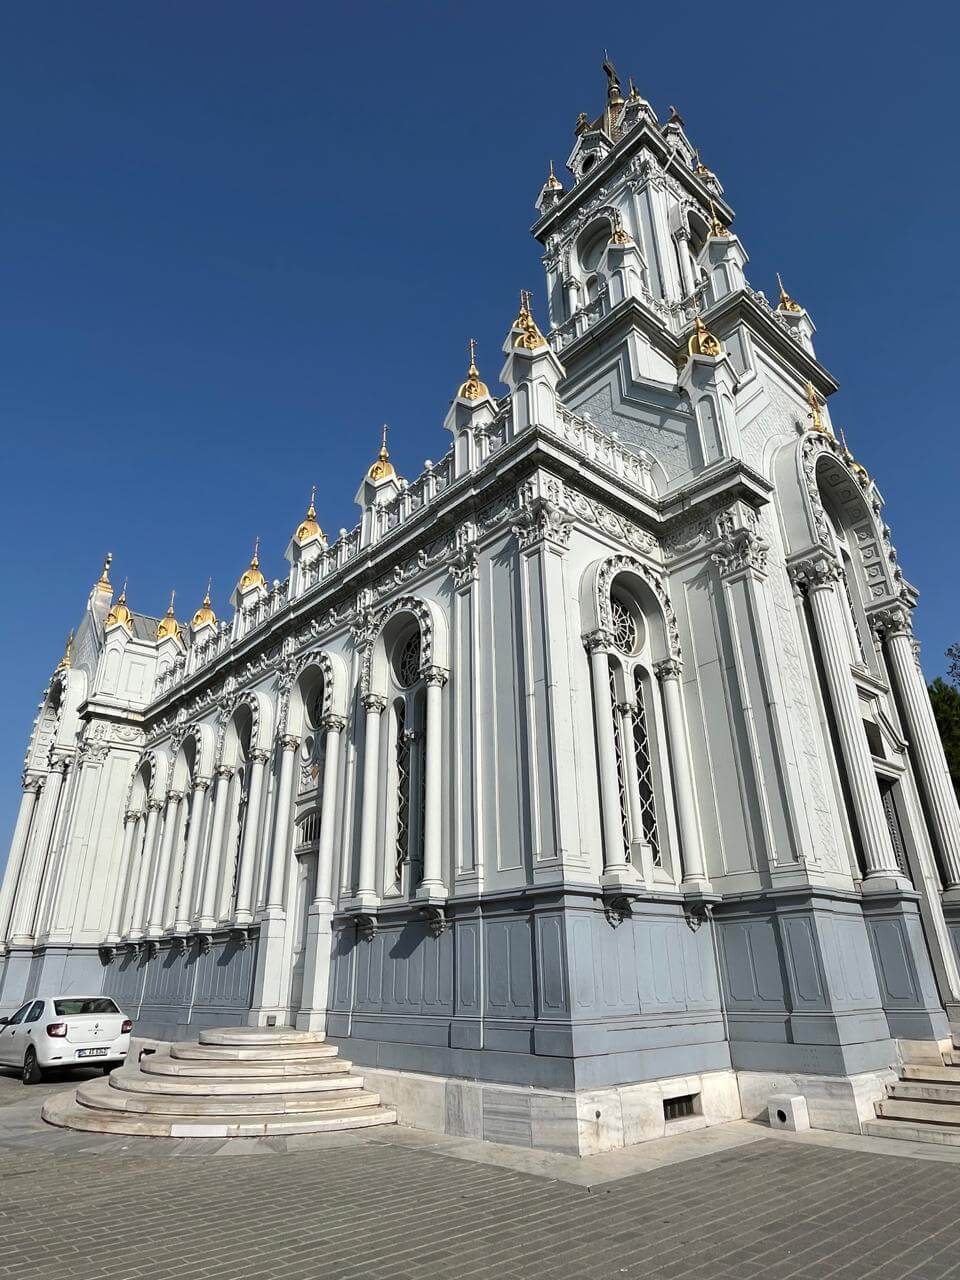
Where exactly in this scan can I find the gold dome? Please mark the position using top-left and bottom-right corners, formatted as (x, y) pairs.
(295, 486), (323, 543)
(457, 339), (490, 400)
(513, 290), (547, 351)
(105, 583), (133, 631)
(237, 537), (266, 593)
(367, 425), (396, 482)
(687, 314), (722, 358)
(156, 590), (181, 641)
(191, 581), (217, 630)
(776, 272), (803, 314)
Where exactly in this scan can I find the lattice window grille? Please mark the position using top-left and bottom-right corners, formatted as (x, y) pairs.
(395, 702), (411, 883)
(610, 596), (638, 655)
(632, 669), (661, 866)
(840, 566), (867, 664)
(296, 810), (322, 848)
(880, 785), (907, 875)
(608, 661), (632, 863)
(230, 767), (249, 907)
(397, 631), (422, 688)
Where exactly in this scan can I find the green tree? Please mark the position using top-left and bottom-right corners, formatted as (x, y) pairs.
(929, 676), (960, 802)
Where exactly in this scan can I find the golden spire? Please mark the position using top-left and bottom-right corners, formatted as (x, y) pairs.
(56, 630), (74, 671)
(191, 580), (217, 630)
(105, 580), (133, 630)
(708, 198), (730, 238)
(95, 552), (113, 593)
(237, 536), (266, 592)
(457, 338), (490, 400)
(156, 589), (181, 641)
(295, 484), (323, 544)
(839, 427), (870, 484)
(693, 149), (710, 177)
(368, 424), (397, 482)
(544, 159), (563, 191)
(776, 272), (803, 314)
(806, 382), (829, 434)
(513, 289), (547, 350)
(627, 78), (640, 103)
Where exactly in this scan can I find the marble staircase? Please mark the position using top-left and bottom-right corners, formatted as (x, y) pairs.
(41, 1026), (398, 1138)
(864, 1036), (960, 1146)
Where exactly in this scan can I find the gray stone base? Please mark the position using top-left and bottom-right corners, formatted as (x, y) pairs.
(737, 1068), (897, 1135)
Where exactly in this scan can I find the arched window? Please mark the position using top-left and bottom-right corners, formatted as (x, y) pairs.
(604, 587), (668, 872)
(387, 629), (427, 897)
(824, 509), (869, 666)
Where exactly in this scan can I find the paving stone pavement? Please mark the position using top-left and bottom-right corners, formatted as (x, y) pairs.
(1, 1070), (960, 1279)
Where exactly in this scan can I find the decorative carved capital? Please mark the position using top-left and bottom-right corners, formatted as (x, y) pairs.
(249, 748), (271, 765)
(788, 552), (842, 596)
(615, 700), (639, 717)
(215, 764), (235, 782)
(362, 694), (388, 715)
(147, 798), (165, 813)
(423, 665), (449, 689)
(22, 774), (44, 795)
(513, 497), (573, 551)
(48, 752), (72, 774)
(192, 776), (212, 794)
(279, 734), (301, 754)
(654, 658), (683, 683)
(868, 604), (912, 640)
(712, 530), (769, 578)
(447, 539), (479, 589)
(320, 714), (347, 735)
(583, 627), (615, 655)
(166, 789), (184, 806)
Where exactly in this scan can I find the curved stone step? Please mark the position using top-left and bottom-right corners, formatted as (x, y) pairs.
(77, 1077), (381, 1117)
(864, 1117), (960, 1146)
(198, 1027), (325, 1047)
(108, 1067), (365, 1097)
(43, 1088), (397, 1138)
(877, 1098), (960, 1126)
(141, 1055), (351, 1079)
(169, 1042), (338, 1063)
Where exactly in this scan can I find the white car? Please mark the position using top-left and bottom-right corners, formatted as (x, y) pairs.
(0, 996), (132, 1084)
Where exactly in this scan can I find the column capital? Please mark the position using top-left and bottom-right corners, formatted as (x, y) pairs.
(423, 665), (449, 689)
(165, 789), (184, 805)
(147, 797), (165, 813)
(616, 700), (639, 717)
(654, 658), (683, 682)
(868, 603), (913, 640)
(362, 693), (388, 715)
(513, 497), (573, 552)
(22, 773), (44, 795)
(788, 551), (842, 596)
(192, 776), (212, 793)
(124, 808), (144, 824)
(279, 734), (301, 753)
(249, 748), (271, 765)
(215, 764), (235, 782)
(712, 529), (769, 578)
(48, 752), (72, 774)
(583, 627), (615, 655)
(320, 713), (348, 734)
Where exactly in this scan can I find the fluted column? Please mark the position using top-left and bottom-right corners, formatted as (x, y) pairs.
(147, 791), (182, 936)
(107, 810), (141, 942)
(129, 799), (162, 940)
(584, 631), (638, 885)
(417, 667), (448, 901)
(356, 694), (386, 906)
(0, 776), (43, 946)
(266, 736), (300, 911)
(655, 659), (711, 889)
(792, 555), (907, 887)
(874, 606), (960, 891)
(10, 761), (67, 944)
(234, 749), (269, 924)
(316, 717), (346, 905)
(197, 765), (234, 929)
(175, 777), (210, 932)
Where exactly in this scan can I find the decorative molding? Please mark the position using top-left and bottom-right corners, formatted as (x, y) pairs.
(596, 553), (682, 660)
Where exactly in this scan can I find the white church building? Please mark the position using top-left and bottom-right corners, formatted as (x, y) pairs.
(3, 61), (960, 1151)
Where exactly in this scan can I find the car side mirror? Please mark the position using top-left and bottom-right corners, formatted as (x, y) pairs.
(0, 1017), (9, 1025)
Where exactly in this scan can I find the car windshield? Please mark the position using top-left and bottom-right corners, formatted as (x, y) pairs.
(53, 998), (120, 1016)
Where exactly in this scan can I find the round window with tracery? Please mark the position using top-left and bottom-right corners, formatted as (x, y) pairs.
(610, 596), (639, 655)
(395, 631), (422, 688)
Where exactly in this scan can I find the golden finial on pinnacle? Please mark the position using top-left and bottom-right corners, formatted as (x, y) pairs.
(457, 338), (490, 400)
(513, 290), (547, 350)
(839, 427), (870, 484)
(56, 630), (74, 671)
(708, 198), (730, 238)
(368, 424), (397, 482)
(575, 111), (590, 136)
(295, 483), (323, 544)
(238, 536), (266, 592)
(191, 579), (217, 630)
(105, 579), (133, 630)
(687, 311), (723, 359)
(95, 552), (113, 593)
(806, 382), (829, 434)
(545, 159), (563, 192)
(156, 589), (181, 641)
(776, 272), (803, 314)
(693, 149), (710, 176)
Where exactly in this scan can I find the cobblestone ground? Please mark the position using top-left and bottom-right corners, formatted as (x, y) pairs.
(0, 1074), (958, 1279)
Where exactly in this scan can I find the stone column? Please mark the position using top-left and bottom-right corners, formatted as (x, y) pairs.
(197, 765), (234, 930)
(655, 659), (711, 890)
(266, 737), (300, 911)
(0, 777), (43, 945)
(234, 749), (269, 924)
(175, 778), (210, 932)
(792, 555), (907, 888)
(584, 630), (637, 886)
(355, 695), (386, 907)
(674, 228), (696, 297)
(107, 810), (142, 942)
(874, 606), (960, 891)
(417, 667), (448, 901)
(147, 791), (181, 937)
(128, 799), (162, 940)
(10, 762), (67, 944)
(316, 717), (346, 905)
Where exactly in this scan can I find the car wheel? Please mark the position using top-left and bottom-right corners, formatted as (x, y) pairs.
(22, 1047), (42, 1086)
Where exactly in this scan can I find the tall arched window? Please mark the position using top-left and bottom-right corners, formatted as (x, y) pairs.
(605, 587), (669, 873)
(387, 629), (427, 897)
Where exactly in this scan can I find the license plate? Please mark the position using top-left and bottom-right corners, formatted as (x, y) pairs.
(77, 1048), (108, 1058)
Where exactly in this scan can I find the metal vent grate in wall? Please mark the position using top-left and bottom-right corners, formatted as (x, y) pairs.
(663, 1094), (698, 1122)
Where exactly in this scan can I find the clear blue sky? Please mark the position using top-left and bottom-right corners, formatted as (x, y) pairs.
(1, 1), (958, 857)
